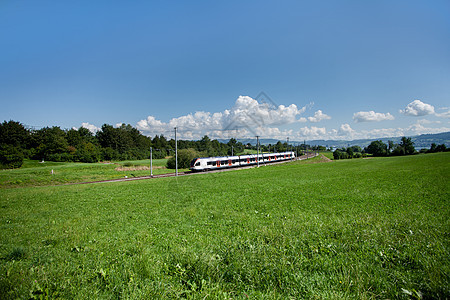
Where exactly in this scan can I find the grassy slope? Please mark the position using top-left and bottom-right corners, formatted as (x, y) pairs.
(0, 153), (448, 299)
(0, 159), (187, 188)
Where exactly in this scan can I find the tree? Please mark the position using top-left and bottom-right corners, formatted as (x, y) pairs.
(32, 127), (69, 161)
(0, 120), (31, 149)
(227, 138), (238, 155)
(199, 135), (212, 153)
(365, 140), (388, 157)
(275, 141), (284, 152)
(346, 147), (354, 158)
(400, 137), (416, 155)
(392, 137), (416, 156)
(0, 145), (23, 169)
(388, 140), (396, 153)
(333, 149), (342, 160)
(427, 143), (447, 153)
(349, 145), (362, 153)
(429, 143), (437, 153)
(166, 148), (200, 169)
(436, 144), (447, 152)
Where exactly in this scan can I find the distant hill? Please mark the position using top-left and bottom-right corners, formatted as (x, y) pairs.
(218, 131), (450, 149)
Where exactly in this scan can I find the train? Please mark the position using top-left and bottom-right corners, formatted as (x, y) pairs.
(190, 151), (295, 172)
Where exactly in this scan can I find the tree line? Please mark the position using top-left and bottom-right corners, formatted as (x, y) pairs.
(334, 137), (448, 160)
(0, 120), (266, 169)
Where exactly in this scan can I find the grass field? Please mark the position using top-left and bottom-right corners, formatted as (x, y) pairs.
(0, 153), (449, 299)
(0, 158), (188, 188)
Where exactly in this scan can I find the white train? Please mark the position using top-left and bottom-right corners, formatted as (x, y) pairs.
(190, 151), (295, 172)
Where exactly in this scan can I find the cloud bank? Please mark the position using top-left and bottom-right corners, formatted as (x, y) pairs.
(79, 97), (449, 142)
(136, 96), (310, 139)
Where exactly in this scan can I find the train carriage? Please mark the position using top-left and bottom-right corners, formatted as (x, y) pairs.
(190, 151), (295, 172)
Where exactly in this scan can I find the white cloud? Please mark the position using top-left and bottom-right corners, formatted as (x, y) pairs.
(338, 124), (355, 138)
(307, 110), (331, 123)
(353, 111), (394, 122)
(359, 128), (405, 139)
(405, 123), (450, 135)
(436, 108), (450, 118)
(136, 95), (311, 139)
(416, 119), (441, 125)
(136, 116), (167, 133)
(325, 121), (450, 141)
(295, 126), (327, 139)
(80, 122), (100, 133)
(400, 100), (435, 116)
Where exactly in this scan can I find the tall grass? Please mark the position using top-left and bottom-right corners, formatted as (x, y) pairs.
(0, 153), (448, 298)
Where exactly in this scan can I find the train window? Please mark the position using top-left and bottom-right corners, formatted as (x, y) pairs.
(195, 162), (200, 166)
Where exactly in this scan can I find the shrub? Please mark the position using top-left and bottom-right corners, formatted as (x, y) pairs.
(0, 146), (24, 169)
(167, 148), (201, 169)
(353, 152), (362, 158)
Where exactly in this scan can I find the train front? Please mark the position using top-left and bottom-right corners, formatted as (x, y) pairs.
(190, 158), (202, 171)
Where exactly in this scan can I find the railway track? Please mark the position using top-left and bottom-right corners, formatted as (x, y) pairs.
(67, 153), (319, 186)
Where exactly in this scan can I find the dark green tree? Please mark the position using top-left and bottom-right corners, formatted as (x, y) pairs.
(32, 127), (69, 161)
(365, 140), (388, 157)
(346, 147), (354, 158)
(435, 144), (447, 152)
(400, 137), (416, 155)
(166, 148), (200, 169)
(391, 137), (416, 156)
(0, 120), (31, 150)
(0, 145), (24, 169)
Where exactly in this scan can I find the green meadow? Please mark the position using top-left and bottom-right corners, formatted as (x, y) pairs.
(0, 153), (449, 299)
(0, 158), (187, 188)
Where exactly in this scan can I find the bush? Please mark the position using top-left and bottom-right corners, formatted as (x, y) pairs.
(333, 149), (349, 160)
(167, 148), (201, 169)
(353, 152), (362, 158)
(0, 146), (24, 169)
(101, 147), (120, 161)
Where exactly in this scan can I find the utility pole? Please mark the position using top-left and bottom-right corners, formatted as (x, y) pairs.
(150, 147), (153, 177)
(305, 140), (308, 159)
(174, 127), (178, 176)
(256, 136), (260, 168)
(231, 145), (233, 156)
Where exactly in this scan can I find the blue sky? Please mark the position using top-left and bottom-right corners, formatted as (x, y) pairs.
(1, 0), (449, 141)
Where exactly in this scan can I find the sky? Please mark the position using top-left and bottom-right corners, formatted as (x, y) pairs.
(1, 0), (449, 141)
